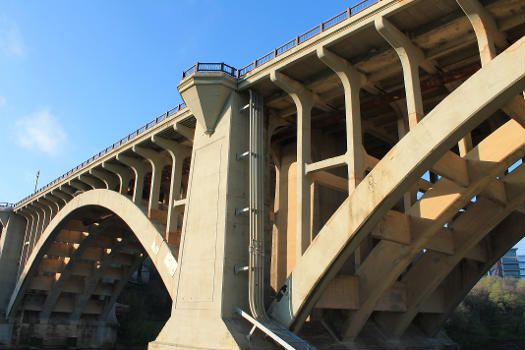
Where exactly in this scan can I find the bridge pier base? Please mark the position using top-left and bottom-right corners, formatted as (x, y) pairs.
(0, 212), (25, 345)
(0, 322), (13, 346)
(12, 319), (117, 348)
(149, 74), (276, 350)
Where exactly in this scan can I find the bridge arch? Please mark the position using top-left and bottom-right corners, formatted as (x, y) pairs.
(7, 189), (178, 324)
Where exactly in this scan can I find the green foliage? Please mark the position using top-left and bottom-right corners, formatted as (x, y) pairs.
(116, 267), (172, 347)
(445, 276), (525, 348)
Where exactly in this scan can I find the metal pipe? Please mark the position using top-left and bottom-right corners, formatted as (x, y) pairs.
(235, 307), (296, 350)
(247, 89), (266, 320)
(237, 91), (316, 350)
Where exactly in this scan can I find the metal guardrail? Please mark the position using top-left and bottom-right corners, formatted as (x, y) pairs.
(16, 0), (380, 209)
(183, 0), (380, 79)
(182, 62), (238, 78)
(15, 102), (187, 208)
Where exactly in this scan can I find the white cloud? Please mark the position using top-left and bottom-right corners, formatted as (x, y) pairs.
(14, 109), (67, 156)
(0, 19), (25, 57)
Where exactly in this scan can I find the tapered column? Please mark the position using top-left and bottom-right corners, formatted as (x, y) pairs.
(26, 206), (40, 260)
(375, 16), (430, 129)
(152, 135), (191, 244)
(457, 0), (504, 65)
(16, 209), (34, 277)
(89, 168), (119, 191)
(132, 146), (171, 216)
(376, 17), (433, 210)
(116, 155), (149, 205)
(317, 47), (365, 193)
(457, 0), (525, 129)
(173, 123), (195, 142)
(79, 174), (105, 189)
(69, 179), (91, 192)
(0, 211), (25, 345)
(102, 162), (134, 195)
(59, 184), (76, 197)
(32, 201), (50, 244)
(28, 204), (44, 256)
(271, 71), (313, 258)
(47, 193), (66, 209)
(39, 198), (57, 221)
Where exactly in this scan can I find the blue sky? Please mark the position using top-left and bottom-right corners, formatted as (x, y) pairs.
(0, 1), (523, 254)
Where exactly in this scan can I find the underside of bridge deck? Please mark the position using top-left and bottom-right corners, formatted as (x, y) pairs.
(1, 0), (524, 349)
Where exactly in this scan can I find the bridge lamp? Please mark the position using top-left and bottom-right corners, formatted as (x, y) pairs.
(115, 237), (122, 243)
(105, 248), (111, 255)
(72, 243), (80, 250)
(64, 257), (70, 265)
(82, 231), (90, 237)
(95, 261), (101, 269)
(55, 272), (61, 281)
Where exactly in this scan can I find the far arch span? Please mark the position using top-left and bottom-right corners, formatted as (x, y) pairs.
(7, 189), (179, 318)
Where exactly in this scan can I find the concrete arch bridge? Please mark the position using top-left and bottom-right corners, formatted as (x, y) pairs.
(0, 0), (524, 348)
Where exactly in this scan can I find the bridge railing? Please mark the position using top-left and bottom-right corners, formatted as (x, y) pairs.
(15, 0), (381, 208)
(183, 0), (379, 79)
(182, 62), (238, 79)
(0, 202), (14, 210)
(15, 103), (187, 208)
(239, 0), (380, 76)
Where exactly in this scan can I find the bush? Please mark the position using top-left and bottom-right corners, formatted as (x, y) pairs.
(445, 276), (525, 348)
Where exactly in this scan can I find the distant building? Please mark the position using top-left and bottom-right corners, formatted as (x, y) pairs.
(518, 255), (525, 279)
(489, 248), (525, 278)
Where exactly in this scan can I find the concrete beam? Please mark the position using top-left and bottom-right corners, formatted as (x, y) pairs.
(271, 71), (313, 259)
(89, 168), (119, 191)
(317, 47), (365, 193)
(69, 241), (124, 321)
(79, 174), (106, 189)
(268, 37), (525, 332)
(173, 123), (195, 142)
(375, 166), (524, 338)
(132, 146), (171, 215)
(102, 161), (133, 195)
(116, 155), (149, 205)
(46, 193), (66, 209)
(69, 179), (91, 192)
(418, 211), (525, 337)
(342, 119), (525, 340)
(151, 135), (191, 242)
(375, 16), (430, 129)
(39, 229), (98, 322)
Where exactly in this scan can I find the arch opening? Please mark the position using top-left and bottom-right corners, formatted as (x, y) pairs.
(7, 190), (177, 348)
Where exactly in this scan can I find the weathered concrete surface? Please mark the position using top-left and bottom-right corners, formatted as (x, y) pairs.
(0, 212), (25, 344)
(269, 36), (525, 331)
(150, 76), (261, 350)
(2, 0), (524, 348)
(4, 190), (177, 347)
(8, 189), (178, 320)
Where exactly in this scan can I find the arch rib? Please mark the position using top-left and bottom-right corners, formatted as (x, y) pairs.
(268, 36), (525, 331)
(7, 189), (178, 319)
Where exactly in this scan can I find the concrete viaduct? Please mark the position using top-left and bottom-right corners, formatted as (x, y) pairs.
(0, 0), (524, 348)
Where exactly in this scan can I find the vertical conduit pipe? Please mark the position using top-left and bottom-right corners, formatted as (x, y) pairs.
(247, 89), (267, 320)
